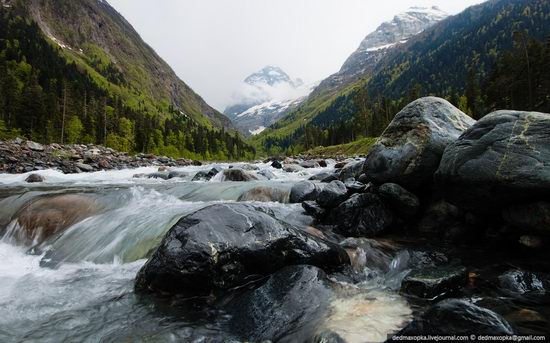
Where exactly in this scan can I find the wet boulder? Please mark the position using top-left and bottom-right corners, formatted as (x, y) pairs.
(135, 204), (349, 296)
(344, 181), (366, 194)
(289, 181), (320, 203)
(301, 160), (321, 169)
(271, 160), (283, 169)
(147, 172), (170, 180)
(167, 170), (189, 179)
(498, 270), (545, 294)
(309, 171), (337, 182)
(400, 265), (467, 300)
(378, 183), (420, 217)
(237, 187), (289, 203)
(436, 110), (550, 213)
(220, 168), (259, 182)
(11, 194), (99, 246)
(338, 160), (363, 182)
(330, 193), (393, 237)
(25, 173), (44, 183)
(192, 167), (221, 181)
(302, 201), (326, 219)
(317, 181), (348, 209)
(364, 97), (474, 190)
(284, 164), (304, 173)
(393, 299), (514, 336)
(227, 265), (333, 342)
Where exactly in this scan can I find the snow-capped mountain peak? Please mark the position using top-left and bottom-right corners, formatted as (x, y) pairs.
(244, 66), (302, 88)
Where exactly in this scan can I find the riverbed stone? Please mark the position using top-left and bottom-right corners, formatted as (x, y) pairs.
(302, 201), (326, 219)
(338, 160), (363, 181)
(25, 173), (45, 183)
(12, 194), (99, 246)
(436, 110), (550, 213)
(237, 187), (289, 203)
(289, 181), (319, 203)
(378, 183), (420, 217)
(330, 193), (393, 237)
(498, 270), (545, 294)
(227, 265), (333, 342)
(393, 299), (514, 336)
(400, 265), (467, 299)
(364, 97), (474, 190)
(221, 168), (258, 182)
(135, 204), (349, 296)
(502, 202), (550, 235)
(318, 181), (348, 208)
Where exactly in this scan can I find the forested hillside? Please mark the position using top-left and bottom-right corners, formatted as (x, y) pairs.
(252, 0), (550, 156)
(0, 1), (255, 160)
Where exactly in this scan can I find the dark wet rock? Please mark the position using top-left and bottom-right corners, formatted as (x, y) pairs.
(192, 171), (211, 181)
(344, 181), (366, 194)
(365, 97), (474, 190)
(436, 110), (550, 213)
(301, 160), (321, 169)
(75, 163), (94, 172)
(258, 169), (277, 180)
(167, 170), (189, 179)
(237, 187), (289, 203)
(330, 193), (393, 237)
(309, 171), (336, 182)
(317, 160), (328, 168)
(158, 166), (169, 172)
(12, 194), (99, 246)
(227, 265), (333, 342)
(290, 181), (320, 204)
(318, 181), (348, 209)
(192, 167), (222, 181)
(25, 173), (44, 183)
(338, 160), (363, 182)
(147, 172), (170, 180)
(519, 235), (543, 248)
(506, 309), (547, 324)
(135, 204), (349, 296)
(321, 174), (339, 183)
(220, 169), (259, 182)
(357, 173), (369, 184)
(401, 265), (467, 299)
(284, 164), (304, 173)
(334, 162), (348, 169)
(503, 202), (550, 235)
(97, 159), (110, 169)
(311, 330), (346, 343)
(498, 270), (545, 294)
(302, 201), (326, 219)
(378, 183), (420, 217)
(271, 160), (283, 169)
(393, 299), (514, 336)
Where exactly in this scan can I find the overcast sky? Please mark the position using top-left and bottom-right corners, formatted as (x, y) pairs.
(108, 0), (486, 111)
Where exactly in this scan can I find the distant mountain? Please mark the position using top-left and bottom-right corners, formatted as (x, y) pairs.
(313, 6), (448, 97)
(225, 66), (310, 136)
(251, 0), (550, 155)
(0, 0), (255, 159)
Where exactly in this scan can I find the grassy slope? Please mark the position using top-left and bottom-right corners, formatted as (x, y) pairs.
(302, 137), (377, 158)
(24, 0), (230, 129)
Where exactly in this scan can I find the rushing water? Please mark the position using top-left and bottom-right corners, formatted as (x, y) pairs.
(0, 161), (422, 342)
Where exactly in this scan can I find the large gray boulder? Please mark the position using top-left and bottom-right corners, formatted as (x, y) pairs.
(436, 111), (550, 212)
(364, 97), (474, 190)
(289, 181), (320, 203)
(135, 204), (349, 296)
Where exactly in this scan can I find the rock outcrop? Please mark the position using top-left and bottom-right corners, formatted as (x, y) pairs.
(364, 97), (475, 190)
(135, 204), (349, 296)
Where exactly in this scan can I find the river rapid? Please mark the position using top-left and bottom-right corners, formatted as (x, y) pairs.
(2, 161), (547, 342)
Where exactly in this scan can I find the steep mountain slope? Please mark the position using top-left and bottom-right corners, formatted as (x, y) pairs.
(23, 0), (231, 129)
(225, 66), (310, 136)
(252, 0), (550, 155)
(314, 6), (448, 97)
(0, 0), (255, 159)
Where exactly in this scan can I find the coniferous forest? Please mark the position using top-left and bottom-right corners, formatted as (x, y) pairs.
(0, 9), (255, 160)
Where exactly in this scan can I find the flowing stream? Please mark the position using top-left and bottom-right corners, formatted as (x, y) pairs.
(0, 162), (418, 342)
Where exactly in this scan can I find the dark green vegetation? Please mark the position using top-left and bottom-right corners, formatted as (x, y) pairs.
(252, 0), (550, 156)
(0, 0), (255, 160)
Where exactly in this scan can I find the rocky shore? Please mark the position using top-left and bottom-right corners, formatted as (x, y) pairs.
(0, 138), (202, 175)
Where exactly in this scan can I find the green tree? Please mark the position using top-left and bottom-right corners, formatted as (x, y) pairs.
(65, 115), (83, 144)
